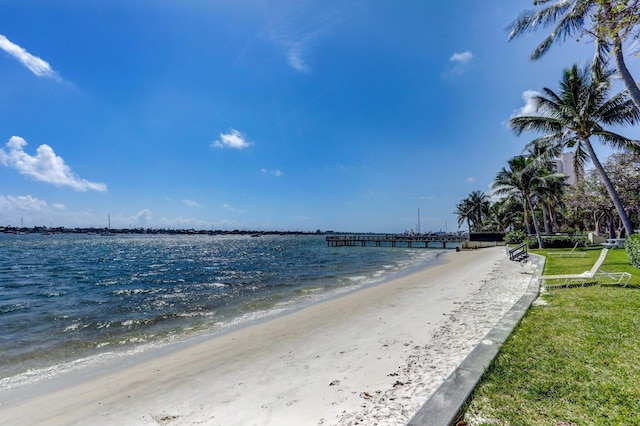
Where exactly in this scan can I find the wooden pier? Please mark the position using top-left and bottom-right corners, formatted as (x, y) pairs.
(326, 234), (466, 249)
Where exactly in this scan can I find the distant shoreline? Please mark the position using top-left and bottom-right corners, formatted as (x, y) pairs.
(0, 227), (325, 236)
(0, 227), (467, 238)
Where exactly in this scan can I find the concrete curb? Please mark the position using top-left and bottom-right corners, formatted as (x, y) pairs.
(407, 253), (546, 426)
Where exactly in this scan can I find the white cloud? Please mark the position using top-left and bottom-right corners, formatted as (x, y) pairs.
(466, 177), (476, 183)
(0, 195), (48, 212)
(261, 168), (283, 176)
(211, 129), (252, 149)
(0, 34), (61, 80)
(183, 199), (201, 207)
(132, 209), (153, 226)
(450, 51), (473, 64)
(511, 90), (541, 118)
(445, 51), (474, 77)
(260, 3), (340, 74)
(0, 136), (107, 192)
(287, 42), (311, 73)
(223, 203), (246, 214)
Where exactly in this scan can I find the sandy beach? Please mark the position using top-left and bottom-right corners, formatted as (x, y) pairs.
(0, 246), (536, 425)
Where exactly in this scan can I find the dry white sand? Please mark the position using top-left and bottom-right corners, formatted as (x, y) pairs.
(0, 246), (536, 426)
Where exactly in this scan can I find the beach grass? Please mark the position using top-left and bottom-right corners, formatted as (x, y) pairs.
(461, 248), (640, 425)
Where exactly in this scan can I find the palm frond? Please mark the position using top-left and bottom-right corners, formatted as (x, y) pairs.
(593, 129), (640, 152)
(507, 2), (571, 40)
(510, 115), (564, 135)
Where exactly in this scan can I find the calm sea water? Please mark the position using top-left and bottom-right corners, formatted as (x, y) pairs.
(0, 233), (449, 387)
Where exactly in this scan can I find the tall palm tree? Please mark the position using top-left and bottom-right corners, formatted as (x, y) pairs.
(455, 191), (490, 232)
(508, 0), (640, 110)
(510, 63), (640, 236)
(467, 190), (491, 231)
(493, 155), (551, 248)
(524, 142), (569, 233)
(541, 174), (569, 233)
(455, 198), (474, 233)
(485, 199), (518, 233)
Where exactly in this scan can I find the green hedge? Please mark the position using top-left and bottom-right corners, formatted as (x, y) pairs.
(505, 230), (527, 245)
(627, 234), (640, 268)
(525, 235), (589, 249)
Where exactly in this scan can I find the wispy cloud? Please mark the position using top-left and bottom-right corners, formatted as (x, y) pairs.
(450, 51), (473, 64)
(0, 136), (107, 192)
(511, 90), (540, 118)
(0, 194), (50, 212)
(183, 199), (201, 207)
(261, 168), (283, 176)
(445, 50), (474, 77)
(287, 41), (311, 73)
(0, 34), (61, 81)
(211, 129), (252, 149)
(223, 203), (247, 214)
(466, 177), (476, 183)
(260, 3), (340, 73)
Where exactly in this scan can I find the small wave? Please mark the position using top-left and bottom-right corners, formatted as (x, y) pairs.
(63, 323), (89, 332)
(39, 291), (65, 298)
(111, 288), (161, 296)
(0, 304), (27, 314)
(0, 351), (116, 390)
(121, 319), (148, 327)
(176, 311), (216, 318)
(296, 287), (326, 294)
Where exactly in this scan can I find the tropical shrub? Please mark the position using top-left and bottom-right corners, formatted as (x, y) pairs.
(627, 234), (640, 268)
(505, 230), (527, 245)
(540, 236), (588, 249)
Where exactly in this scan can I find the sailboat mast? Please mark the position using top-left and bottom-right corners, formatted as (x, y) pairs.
(417, 208), (421, 235)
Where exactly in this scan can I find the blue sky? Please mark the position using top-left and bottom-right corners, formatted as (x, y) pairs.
(1, 1), (638, 232)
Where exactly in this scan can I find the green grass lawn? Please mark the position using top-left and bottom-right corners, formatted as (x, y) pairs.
(461, 247), (640, 426)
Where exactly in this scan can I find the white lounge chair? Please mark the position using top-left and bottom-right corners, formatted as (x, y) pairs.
(547, 242), (586, 258)
(541, 248), (632, 288)
(602, 238), (626, 249)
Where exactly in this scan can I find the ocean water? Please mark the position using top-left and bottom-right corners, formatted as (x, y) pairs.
(0, 233), (448, 388)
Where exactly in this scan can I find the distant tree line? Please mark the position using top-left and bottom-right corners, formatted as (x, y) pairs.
(0, 226), (328, 236)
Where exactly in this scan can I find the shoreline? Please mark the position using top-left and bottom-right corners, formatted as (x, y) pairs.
(0, 246), (535, 425)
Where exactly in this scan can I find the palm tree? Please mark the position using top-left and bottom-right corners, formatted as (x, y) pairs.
(485, 199), (518, 233)
(510, 63), (640, 236)
(523, 141), (570, 233)
(507, 0), (640, 110)
(455, 191), (491, 233)
(455, 198), (474, 233)
(493, 155), (551, 248)
(467, 190), (491, 231)
(540, 174), (569, 233)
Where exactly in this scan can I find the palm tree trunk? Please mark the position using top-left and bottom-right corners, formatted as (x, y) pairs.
(551, 207), (560, 233)
(523, 208), (532, 235)
(583, 138), (635, 236)
(606, 211), (616, 239)
(526, 193), (544, 249)
(542, 204), (551, 234)
(613, 38), (640, 111)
